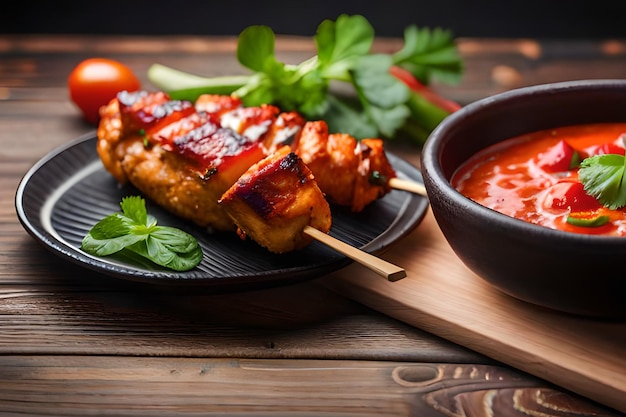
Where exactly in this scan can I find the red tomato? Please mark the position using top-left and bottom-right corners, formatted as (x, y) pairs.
(581, 136), (626, 157)
(544, 181), (601, 212)
(68, 58), (141, 125)
(536, 140), (579, 172)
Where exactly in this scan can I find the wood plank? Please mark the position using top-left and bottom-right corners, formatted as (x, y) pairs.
(0, 234), (485, 363)
(322, 209), (626, 414)
(0, 356), (617, 416)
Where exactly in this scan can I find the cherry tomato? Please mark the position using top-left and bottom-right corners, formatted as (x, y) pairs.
(68, 58), (141, 125)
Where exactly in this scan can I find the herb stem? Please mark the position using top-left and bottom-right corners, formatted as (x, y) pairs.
(148, 63), (250, 100)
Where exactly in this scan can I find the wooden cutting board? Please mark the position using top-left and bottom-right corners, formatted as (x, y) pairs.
(321, 208), (626, 414)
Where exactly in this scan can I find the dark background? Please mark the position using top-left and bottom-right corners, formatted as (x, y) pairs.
(3, 0), (626, 39)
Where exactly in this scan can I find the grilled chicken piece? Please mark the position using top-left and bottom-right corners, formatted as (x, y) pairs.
(292, 120), (397, 212)
(219, 146), (332, 253)
(96, 90), (304, 231)
(195, 94), (305, 152)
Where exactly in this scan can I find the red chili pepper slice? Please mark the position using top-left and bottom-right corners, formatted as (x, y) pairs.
(388, 65), (461, 113)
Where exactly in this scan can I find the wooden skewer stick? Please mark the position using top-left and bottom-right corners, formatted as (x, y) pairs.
(388, 177), (428, 197)
(303, 225), (407, 282)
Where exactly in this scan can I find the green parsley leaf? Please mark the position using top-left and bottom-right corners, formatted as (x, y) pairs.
(81, 196), (203, 271)
(316, 14), (374, 76)
(236, 25), (284, 75)
(351, 54), (410, 109)
(392, 25), (463, 85)
(348, 54), (411, 137)
(578, 154), (626, 210)
(322, 95), (379, 139)
(366, 104), (412, 138)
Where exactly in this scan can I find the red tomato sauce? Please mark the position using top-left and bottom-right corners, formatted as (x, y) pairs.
(451, 123), (626, 236)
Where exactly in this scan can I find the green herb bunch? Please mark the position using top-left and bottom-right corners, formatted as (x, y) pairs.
(147, 14), (463, 144)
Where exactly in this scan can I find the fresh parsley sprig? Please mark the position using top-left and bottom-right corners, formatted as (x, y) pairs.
(147, 14), (463, 144)
(81, 196), (203, 271)
(392, 25), (463, 85)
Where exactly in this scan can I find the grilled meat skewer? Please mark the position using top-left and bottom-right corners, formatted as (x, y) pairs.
(96, 90), (305, 231)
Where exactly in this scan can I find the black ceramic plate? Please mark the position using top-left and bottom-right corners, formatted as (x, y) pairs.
(15, 133), (428, 290)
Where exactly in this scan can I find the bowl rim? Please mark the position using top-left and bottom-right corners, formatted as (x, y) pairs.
(421, 79), (626, 245)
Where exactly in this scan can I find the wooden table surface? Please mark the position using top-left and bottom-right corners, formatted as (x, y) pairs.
(2, 34), (625, 416)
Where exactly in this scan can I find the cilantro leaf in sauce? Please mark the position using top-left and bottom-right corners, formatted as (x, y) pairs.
(578, 152), (626, 210)
(81, 196), (203, 271)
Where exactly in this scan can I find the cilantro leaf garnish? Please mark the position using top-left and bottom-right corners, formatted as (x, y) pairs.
(578, 153), (626, 210)
(81, 196), (203, 271)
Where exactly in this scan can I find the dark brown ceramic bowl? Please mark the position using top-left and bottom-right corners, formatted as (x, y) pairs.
(421, 79), (626, 319)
